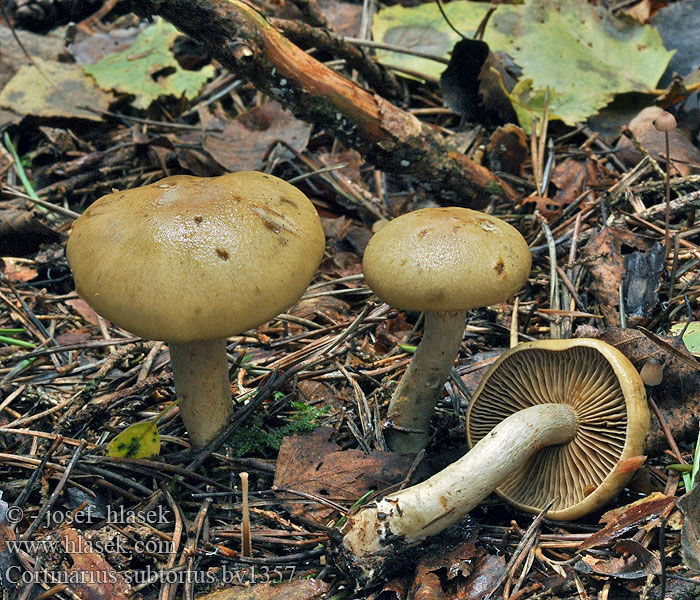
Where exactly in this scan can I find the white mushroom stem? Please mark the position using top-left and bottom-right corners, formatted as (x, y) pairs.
(341, 404), (578, 583)
(169, 339), (233, 448)
(386, 311), (465, 453)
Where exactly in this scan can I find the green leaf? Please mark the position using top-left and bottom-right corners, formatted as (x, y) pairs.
(371, 0), (673, 126)
(105, 420), (160, 458)
(0, 58), (113, 120)
(670, 322), (700, 357)
(371, 2), (520, 81)
(509, 0), (673, 128)
(84, 18), (214, 110)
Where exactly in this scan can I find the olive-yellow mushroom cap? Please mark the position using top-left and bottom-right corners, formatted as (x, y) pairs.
(67, 171), (325, 343)
(362, 207), (531, 311)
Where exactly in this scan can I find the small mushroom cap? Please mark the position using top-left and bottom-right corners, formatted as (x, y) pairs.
(466, 338), (649, 521)
(67, 172), (325, 343)
(653, 111), (677, 132)
(640, 358), (664, 386)
(362, 207), (531, 312)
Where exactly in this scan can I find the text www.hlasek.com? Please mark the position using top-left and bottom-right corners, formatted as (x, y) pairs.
(6, 534), (168, 555)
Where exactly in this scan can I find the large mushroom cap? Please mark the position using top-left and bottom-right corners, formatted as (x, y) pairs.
(466, 338), (649, 521)
(362, 207), (531, 312)
(67, 171), (325, 343)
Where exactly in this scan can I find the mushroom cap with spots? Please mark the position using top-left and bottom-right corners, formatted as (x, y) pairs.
(67, 172), (325, 343)
(466, 338), (649, 521)
(362, 207), (531, 312)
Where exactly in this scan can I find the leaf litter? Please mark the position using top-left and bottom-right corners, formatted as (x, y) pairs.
(0, 0), (699, 599)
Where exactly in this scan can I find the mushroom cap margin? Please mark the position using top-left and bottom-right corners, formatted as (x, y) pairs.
(466, 338), (649, 521)
(362, 207), (531, 312)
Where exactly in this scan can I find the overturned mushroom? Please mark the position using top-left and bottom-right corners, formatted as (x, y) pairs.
(337, 338), (649, 587)
(67, 172), (325, 448)
(362, 207), (531, 453)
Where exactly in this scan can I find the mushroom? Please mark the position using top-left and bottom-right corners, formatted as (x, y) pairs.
(362, 207), (531, 453)
(653, 110), (677, 254)
(640, 357), (664, 387)
(67, 171), (325, 448)
(337, 338), (649, 587)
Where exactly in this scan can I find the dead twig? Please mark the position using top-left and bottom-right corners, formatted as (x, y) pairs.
(129, 0), (516, 208)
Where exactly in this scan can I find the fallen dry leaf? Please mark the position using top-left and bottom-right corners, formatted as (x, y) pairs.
(486, 124), (528, 176)
(1, 257), (38, 283)
(576, 539), (661, 578)
(0, 208), (62, 257)
(60, 527), (132, 600)
(578, 493), (675, 551)
(66, 298), (101, 325)
(0, 58), (113, 121)
(581, 225), (655, 326)
(319, 0), (362, 36)
(549, 157), (600, 210)
(615, 106), (700, 176)
(677, 477), (700, 570)
(600, 327), (700, 455)
(200, 101), (311, 172)
(410, 538), (506, 600)
(274, 426), (419, 520)
(623, 0), (653, 23)
(460, 554), (507, 599)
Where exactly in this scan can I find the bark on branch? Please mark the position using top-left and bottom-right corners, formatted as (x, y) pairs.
(131, 0), (517, 208)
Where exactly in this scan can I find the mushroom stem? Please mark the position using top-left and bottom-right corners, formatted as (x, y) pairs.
(169, 339), (233, 448)
(340, 403), (578, 584)
(386, 310), (465, 453)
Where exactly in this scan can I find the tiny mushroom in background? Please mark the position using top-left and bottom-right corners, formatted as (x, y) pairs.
(362, 207), (531, 453)
(640, 357), (664, 387)
(652, 110), (677, 254)
(67, 171), (325, 448)
(336, 338), (649, 588)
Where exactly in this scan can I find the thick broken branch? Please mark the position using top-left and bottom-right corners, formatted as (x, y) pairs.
(270, 18), (403, 100)
(131, 0), (517, 208)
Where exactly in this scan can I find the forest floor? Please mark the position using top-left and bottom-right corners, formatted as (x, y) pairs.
(0, 1), (699, 599)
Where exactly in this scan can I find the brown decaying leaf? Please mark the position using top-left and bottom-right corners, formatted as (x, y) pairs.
(580, 225), (653, 327)
(0, 23), (65, 125)
(600, 327), (700, 456)
(273, 426), (419, 521)
(622, 0), (653, 24)
(637, 326), (700, 372)
(60, 527), (132, 600)
(677, 477), (700, 570)
(486, 124), (528, 177)
(410, 538), (506, 600)
(578, 492), (675, 551)
(0, 208), (61, 257)
(577, 539), (661, 578)
(200, 101), (311, 172)
(549, 158), (600, 210)
(318, 0), (362, 36)
(69, 27), (144, 64)
(66, 298), (101, 325)
(288, 295), (349, 323)
(615, 106), (700, 177)
(1, 257), (37, 282)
